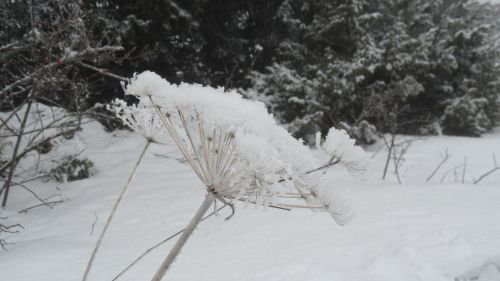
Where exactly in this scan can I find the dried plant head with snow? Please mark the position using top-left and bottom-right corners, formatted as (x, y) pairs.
(112, 71), (366, 224)
(108, 99), (170, 144)
(321, 128), (368, 173)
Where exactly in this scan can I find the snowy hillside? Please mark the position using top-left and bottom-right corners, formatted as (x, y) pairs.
(1, 120), (500, 281)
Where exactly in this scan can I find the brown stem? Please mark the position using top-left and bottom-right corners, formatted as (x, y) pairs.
(1, 92), (34, 207)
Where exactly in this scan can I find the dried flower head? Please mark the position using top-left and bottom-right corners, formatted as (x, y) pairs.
(113, 71), (365, 222)
(323, 128), (368, 172)
(108, 99), (170, 144)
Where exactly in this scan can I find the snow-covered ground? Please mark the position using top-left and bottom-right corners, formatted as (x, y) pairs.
(1, 120), (500, 281)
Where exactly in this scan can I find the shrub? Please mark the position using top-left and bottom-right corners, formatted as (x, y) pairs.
(440, 96), (493, 136)
(50, 157), (94, 182)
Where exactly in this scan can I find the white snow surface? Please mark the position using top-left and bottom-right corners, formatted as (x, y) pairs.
(1, 119), (500, 281)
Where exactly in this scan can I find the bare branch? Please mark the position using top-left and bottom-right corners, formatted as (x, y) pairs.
(90, 214), (98, 236)
(382, 134), (395, 180)
(1, 92), (34, 207)
(426, 148), (450, 182)
(473, 154), (499, 184)
(111, 204), (229, 281)
(461, 157), (467, 184)
(0, 42), (20, 52)
(18, 200), (64, 214)
(77, 62), (128, 81)
(0, 220), (23, 251)
(0, 46), (124, 97)
(0, 128), (79, 176)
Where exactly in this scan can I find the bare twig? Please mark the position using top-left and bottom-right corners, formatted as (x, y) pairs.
(304, 159), (341, 175)
(0, 128), (79, 176)
(381, 135), (413, 183)
(462, 157), (467, 184)
(82, 140), (151, 281)
(7, 180), (50, 208)
(0, 220), (23, 251)
(426, 148), (450, 182)
(18, 200), (64, 214)
(440, 168), (452, 183)
(90, 214), (98, 236)
(392, 146), (403, 184)
(370, 143), (385, 159)
(1, 92), (34, 207)
(473, 154), (499, 184)
(0, 46), (124, 97)
(112, 204), (228, 281)
(77, 62), (128, 82)
(382, 134), (395, 180)
(0, 42), (20, 52)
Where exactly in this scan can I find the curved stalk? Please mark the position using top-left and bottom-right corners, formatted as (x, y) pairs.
(82, 140), (151, 281)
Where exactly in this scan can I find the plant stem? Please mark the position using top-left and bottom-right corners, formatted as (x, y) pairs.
(82, 140), (151, 281)
(1, 93), (33, 207)
(151, 193), (216, 281)
(382, 134), (395, 180)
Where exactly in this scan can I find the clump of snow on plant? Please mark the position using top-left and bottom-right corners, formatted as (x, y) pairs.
(108, 99), (170, 144)
(112, 71), (366, 220)
(322, 128), (368, 172)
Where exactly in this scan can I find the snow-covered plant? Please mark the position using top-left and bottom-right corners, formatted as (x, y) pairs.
(85, 99), (172, 281)
(320, 127), (368, 173)
(121, 71), (341, 210)
(107, 71), (366, 281)
(109, 99), (171, 144)
(50, 156), (94, 182)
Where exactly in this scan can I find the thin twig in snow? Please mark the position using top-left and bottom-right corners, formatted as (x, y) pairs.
(462, 157), (467, 184)
(90, 214), (98, 236)
(77, 62), (128, 82)
(18, 200), (64, 214)
(111, 204), (228, 281)
(1, 91), (34, 207)
(473, 154), (499, 184)
(82, 140), (151, 281)
(426, 148), (450, 182)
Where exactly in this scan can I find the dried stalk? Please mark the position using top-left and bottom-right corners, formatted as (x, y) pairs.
(382, 134), (395, 180)
(81, 140), (151, 281)
(112, 204), (228, 281)
(1, 92), (34, 207)
(145, 97), (339, 280)
(150, 193), (216, 281)
(473, 154), (499, 184)
(461, 157), (467, 184)
(426, 148), (450, 182)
